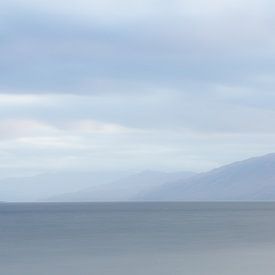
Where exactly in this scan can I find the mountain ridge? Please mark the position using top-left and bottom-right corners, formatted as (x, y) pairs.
(139, 153), (275, 201)
(46, 170), (196, 202)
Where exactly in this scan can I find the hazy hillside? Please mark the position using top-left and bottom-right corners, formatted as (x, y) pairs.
(47, 171), (196, 202)
(0, 171), (129, 202)
(3, 153), (275, 202)
(140, 154), (275, 201)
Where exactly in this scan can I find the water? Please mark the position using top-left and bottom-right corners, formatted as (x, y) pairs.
(1, 202), (275, 275)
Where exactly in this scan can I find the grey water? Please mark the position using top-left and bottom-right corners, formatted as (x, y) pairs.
(1, 202), (275, 275)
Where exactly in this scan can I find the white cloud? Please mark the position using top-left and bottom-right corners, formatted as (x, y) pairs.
(0, 119), (59, 139)
(2, 0), (273, 33)
(1, 125), (275, 173)
(3, 0), (159, 24)
(0, 94), (50, 106)
(16, 136), (85, 149)
(3, 0), (266, 18)
(0, 117), (138, 139)
(64, 119), (138, 134)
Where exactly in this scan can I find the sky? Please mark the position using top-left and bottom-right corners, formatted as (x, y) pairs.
(1, 0), (275, 176)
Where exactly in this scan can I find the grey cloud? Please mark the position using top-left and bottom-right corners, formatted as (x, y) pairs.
(1, 3), (275, 94)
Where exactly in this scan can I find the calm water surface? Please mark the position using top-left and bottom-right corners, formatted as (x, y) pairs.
(1, 202), (275, 275)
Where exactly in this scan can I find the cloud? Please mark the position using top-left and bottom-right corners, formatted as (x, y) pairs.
(1, 0), (275, 94)
(0, 94), (51, 106)
(0, 119), (59, 139)
(64, 119), (138, 134)
(2, 0), (269, 22)
(0, 117), (138, 139)
(1, 0), (275, 174)
(1, 122), (275, 173)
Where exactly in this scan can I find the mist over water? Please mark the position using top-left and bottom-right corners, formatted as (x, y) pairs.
(1, 202), (275, 275)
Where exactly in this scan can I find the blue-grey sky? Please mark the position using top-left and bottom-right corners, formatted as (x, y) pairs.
(1, 0), (275, 176)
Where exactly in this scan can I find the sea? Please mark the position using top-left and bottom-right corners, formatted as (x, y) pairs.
(1, 202), (275, 275)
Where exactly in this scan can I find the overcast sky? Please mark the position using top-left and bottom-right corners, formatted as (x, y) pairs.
(1, 0), (275, 176)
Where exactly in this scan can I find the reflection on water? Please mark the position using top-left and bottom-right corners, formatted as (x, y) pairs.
(1, 202), (275, 275)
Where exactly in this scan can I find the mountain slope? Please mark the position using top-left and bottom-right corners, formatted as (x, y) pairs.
(140, 154), (275, 201)
(0, 171), (129, 202)
(47, 171), (196, 202)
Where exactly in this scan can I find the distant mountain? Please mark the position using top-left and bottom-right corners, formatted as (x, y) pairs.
(47, 171), (196, 202)
(140, 154), (275, 201)
(0, 171), (129, 202)
(3, 153), (275, 202)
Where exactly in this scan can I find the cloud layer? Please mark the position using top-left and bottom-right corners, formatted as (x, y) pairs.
(1, 0), (275, 175)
